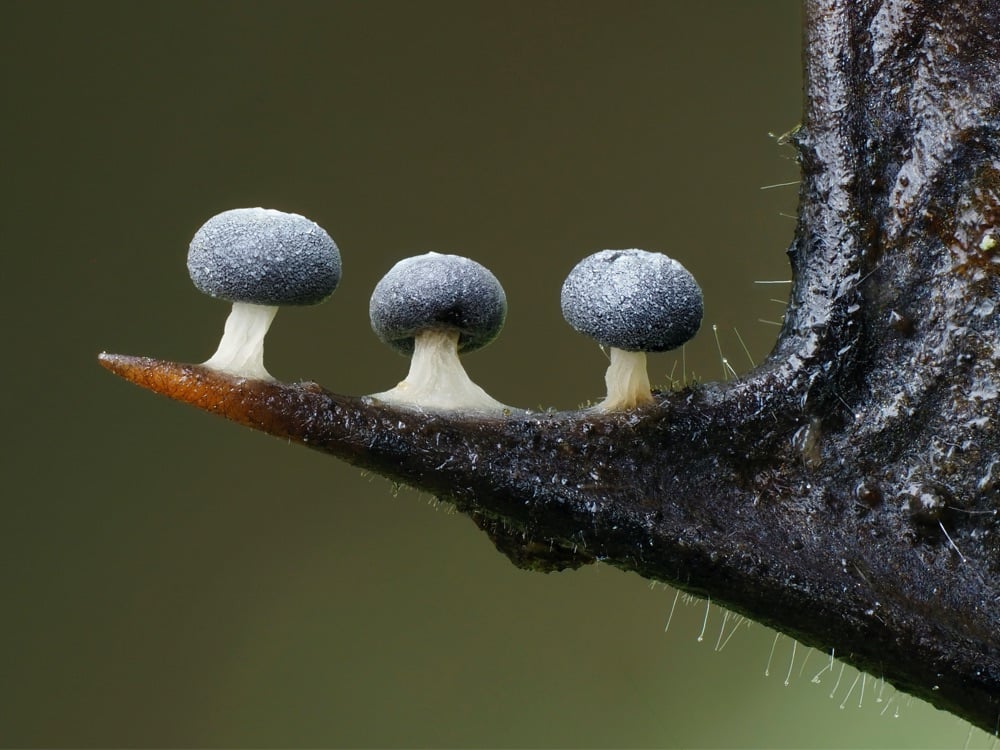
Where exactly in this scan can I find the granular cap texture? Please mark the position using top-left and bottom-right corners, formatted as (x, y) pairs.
(561, 249), (702, 351)
(188, 208), (341, 306)
(370, 252), (506, 355)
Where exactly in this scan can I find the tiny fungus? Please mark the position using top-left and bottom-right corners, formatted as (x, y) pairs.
(187, 207), (341, 380)
(561, 248), (702, 410)
(369, 252), (509, 413)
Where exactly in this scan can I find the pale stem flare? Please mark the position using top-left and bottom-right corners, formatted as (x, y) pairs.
(372, 329), (507, 413)
(599, 347), (653, 411)
(203, 301), (278, 380)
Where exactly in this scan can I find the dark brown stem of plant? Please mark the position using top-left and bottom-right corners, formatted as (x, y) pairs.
(100, 0), (999, 735)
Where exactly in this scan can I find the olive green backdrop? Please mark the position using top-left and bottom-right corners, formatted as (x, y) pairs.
(2, 1), (985, 747)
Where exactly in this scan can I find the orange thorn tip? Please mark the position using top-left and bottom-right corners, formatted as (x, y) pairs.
(98, 352), (258, 396)
(96, 351), (319, 435)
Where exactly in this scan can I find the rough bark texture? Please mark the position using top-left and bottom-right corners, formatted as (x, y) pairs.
(100, 0), (1000, 734)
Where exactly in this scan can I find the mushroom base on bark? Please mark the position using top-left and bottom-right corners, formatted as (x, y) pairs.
(203, 301), (278, 380)
(371, 329), (509, 414)
(598, 348), (653, 411)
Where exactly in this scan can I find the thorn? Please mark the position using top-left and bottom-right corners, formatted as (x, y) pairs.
(712, 325), (728, 381)
(765, 632), (781, 677)
(829, 661), (846, 699)
(880, 694), (896, 716)
(733, 327), (756, 368)
(717, 614), (746, 652)
(714, 609), (730, 651)
(938, 520), (967, 562)
(784, 639), (797, 686)
(839, 673), (861, 709)
(664, 588), (680, 633)
(759, 180), (801, 190)
(697, 596), (711, 642)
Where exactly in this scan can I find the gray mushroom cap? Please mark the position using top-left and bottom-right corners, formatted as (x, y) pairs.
(561, 249), (703, 352)
(370, 252), (507, 356)
(187, 207), (341, 306)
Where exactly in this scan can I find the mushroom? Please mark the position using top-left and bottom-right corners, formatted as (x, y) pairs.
(560, 248), (702, 411)
(187, 207), (341, 380)
(369, 252), (509, 413)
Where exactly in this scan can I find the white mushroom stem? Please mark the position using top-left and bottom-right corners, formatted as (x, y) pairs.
(598, 347), (653, 411)
(203, 301), (278, 380)
(372, 329), (508, 413)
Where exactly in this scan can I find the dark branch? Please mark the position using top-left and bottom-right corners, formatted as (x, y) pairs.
(99, 0), (1000, 734)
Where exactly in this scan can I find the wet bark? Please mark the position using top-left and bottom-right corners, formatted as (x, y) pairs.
(100, 0), (1000, 734)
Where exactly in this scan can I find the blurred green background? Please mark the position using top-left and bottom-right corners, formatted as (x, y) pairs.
(2, 1), (987, 747)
